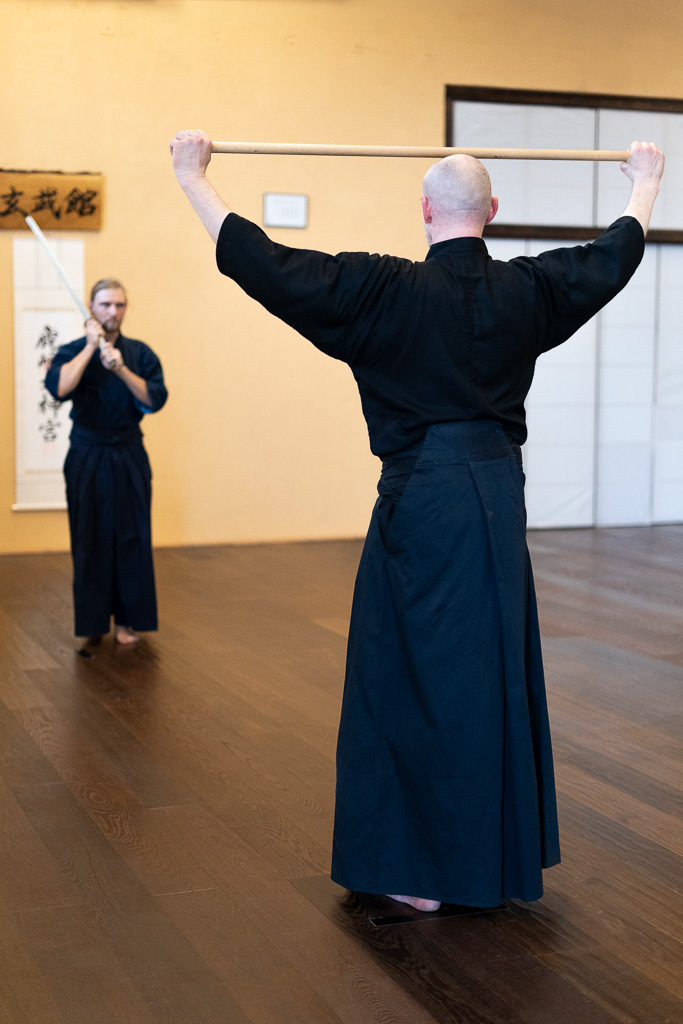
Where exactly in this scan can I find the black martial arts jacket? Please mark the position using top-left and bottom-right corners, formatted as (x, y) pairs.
(215, 213), (644, 458)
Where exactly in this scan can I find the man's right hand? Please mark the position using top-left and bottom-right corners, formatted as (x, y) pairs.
(84, 317), (104, 349)
(620, 141), (665, 235)
(621, 141), (665, 184)
(170, 129), (213, 184)
(169, 129), (230, 244)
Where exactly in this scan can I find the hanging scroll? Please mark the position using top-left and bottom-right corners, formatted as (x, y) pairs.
(12, 235), (85, 510)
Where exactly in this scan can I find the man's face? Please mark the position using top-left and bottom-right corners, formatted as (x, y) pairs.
(90, 288), (127, 334)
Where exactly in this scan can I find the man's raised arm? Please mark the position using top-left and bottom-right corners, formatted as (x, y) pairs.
(170, 129), (231, 243)
(620, 140), (665, 236)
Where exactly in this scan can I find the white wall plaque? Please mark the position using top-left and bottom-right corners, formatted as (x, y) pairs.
(263, 192), (308, 229)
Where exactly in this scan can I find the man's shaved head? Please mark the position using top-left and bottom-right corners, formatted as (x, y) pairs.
(422, 155), (492, 222)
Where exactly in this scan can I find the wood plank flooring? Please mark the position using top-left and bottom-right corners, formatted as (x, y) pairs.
(0, 527), (681, 1024)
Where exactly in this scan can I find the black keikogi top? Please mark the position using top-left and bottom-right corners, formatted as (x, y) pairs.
(45, 334), (168, 441)
(215, 214), (644, 458)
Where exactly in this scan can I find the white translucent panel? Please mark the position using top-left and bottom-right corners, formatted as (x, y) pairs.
(524, 442), (594, 485)
(653, 436), (683, 478)
(653, 430), (683, 519)
(601, 328), (660, 367)
(597, 441), (652, 484)
(597, 482), (651, 526)
(653, 249), (683, 522)
(599, 326), (655, 400)
(658, 326), (683, 391)
(526, 403), (595, 444)
(658, 299), (683, 334)
(655, 405), (683, 445)
(598, 403), (652, 445)
(652, 480), (683, 523)
(657, 367), (683, 407)
(657, 249), (683, 406)
(484, 237), (526, 261)
(538, 324), (596, 367)
(523, 301), (596, 527)
(596, 443), (651, 525)
(453, 102), (595, 226)
(597, 109), (683, 229)
(599, 363), (654, 405)
(659, 246), (683, 331)
(528, 401), (593, 442)
(598, 248), (656, 447)
(530, 362), (597, 404)
(525, 481), (594, 528)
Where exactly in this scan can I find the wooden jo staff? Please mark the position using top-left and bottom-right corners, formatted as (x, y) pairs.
(210, 142), (630, 161)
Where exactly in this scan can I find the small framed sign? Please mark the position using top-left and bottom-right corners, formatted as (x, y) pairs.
(263, 192), (308, 229)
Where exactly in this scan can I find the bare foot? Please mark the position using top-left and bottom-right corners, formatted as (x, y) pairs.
(386, 894), (441, 912)
(115, 626), (139, 646)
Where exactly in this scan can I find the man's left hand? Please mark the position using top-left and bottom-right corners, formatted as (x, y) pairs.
(100, 342), (124, 372)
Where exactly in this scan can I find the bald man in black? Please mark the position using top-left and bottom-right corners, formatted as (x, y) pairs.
(171, 133), (663, 912)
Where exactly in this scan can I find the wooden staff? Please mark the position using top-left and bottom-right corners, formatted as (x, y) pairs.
(210, 142), (630, 161)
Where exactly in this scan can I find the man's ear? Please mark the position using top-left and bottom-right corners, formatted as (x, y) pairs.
(421, 194), (433, 223)
(485, 196), (499, 225)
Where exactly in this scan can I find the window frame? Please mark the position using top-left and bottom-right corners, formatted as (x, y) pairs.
(445, 85), (683, 244)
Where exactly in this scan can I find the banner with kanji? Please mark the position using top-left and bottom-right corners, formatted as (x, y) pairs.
(1, 170), (103, 231)
(13, 235), (85, 510)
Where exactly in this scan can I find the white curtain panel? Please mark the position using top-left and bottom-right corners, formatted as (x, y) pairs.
(452, 101), (595, 226)
(596, 247), (657, 526)
(597, 108), (683, 231)
(653, 245), (683, 521)
(523, 241), (597, 528)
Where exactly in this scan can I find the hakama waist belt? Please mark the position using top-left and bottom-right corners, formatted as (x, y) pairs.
(379, 419), (523, 504)
(70, 423), (143, 447)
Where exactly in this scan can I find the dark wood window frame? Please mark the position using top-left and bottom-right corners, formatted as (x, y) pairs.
(445, 85), (683, 244)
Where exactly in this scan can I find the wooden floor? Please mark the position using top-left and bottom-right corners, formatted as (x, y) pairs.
(0, 527), (681, 1024)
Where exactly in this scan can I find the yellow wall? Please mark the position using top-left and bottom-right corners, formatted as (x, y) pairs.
(2, 0), (682, 552)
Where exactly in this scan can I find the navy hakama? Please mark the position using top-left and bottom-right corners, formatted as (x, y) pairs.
(65, 425), (157, 637)
(332, 421), (559, 905)
(215, 212), (645, 903)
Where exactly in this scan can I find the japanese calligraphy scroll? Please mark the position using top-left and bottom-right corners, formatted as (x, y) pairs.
(12, 236), (85, 510)
(1, 170), (103, 230)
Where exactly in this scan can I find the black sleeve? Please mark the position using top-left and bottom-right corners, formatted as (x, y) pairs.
(135, 343), (168, 413)
(518, 217), (646, 355)
(44, 339), (84, 400)
(216, 213), (353, 361)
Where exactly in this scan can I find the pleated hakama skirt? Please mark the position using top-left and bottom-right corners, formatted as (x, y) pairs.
(331, 420), (560, 905)
(64, 429), (158, 637)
